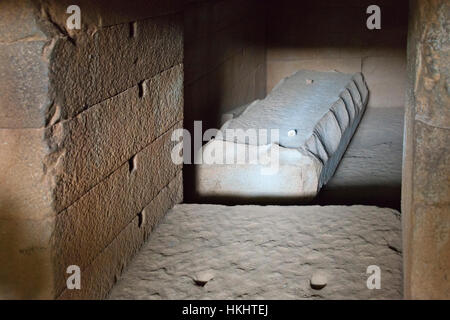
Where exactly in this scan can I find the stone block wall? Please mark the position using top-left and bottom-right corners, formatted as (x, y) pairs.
(0, 0), (183, 299)
(403, 0), (449, 299)
(2, 0), (448, 301)
(183, 0), (267, 201)
(266, 0), (408, 108)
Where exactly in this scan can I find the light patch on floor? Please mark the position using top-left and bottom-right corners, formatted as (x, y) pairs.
(109, 204), (402, 300)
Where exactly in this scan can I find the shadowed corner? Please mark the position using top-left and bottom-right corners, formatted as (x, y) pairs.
(312, 184), (401, 211)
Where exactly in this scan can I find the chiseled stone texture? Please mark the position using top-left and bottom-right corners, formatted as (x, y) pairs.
(41, 0), (182, 29)
(50, 64), (183, 212)
(53, 124), (182, 295)
(0, 0), (48, 43)
(0, 128), (54, 220)
(109, 204), (402, 300)
(58, 172), (183, 300)
(403, 0), (450, 299)
(0, 63), (183, 220)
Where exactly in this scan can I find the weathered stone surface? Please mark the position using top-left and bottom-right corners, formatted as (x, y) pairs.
(197, 70), (368, 201)
(403, 0), (450, 299)
(405, 120), (450, 299)
(216, 65), (264, 117)
(0, 128), (53, 220)
(413, 122), (450, 205)
(58, 172), (182, 300)
(50, 64), (183, 212)
(0, 4), (183, 129)
(41, 0), (183, 29)
(193, 271), (214, 286)
(184, 0), (261, 43)
(266, 0), (408, 105)
(49, 14), (183, 121)
(185, 21), (242, 84)
(183, 0), (267, 157)
(0, 217), (55, 299)
(109, 204), (402, 300)
(53, 124), (182, 295)
(362, 57), (406, 108)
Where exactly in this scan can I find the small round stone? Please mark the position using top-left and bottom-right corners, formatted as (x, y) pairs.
(193, 271), (214, 286)
(310, 272), (327, 290)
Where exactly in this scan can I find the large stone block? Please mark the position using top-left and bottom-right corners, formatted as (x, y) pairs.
(50, 64), (183, 212)
(0, 41), (52, 128)
(0, 0), (184, 301)
(185, 14), (265, 85)
(50, 14), (183, 121)
(0, 217), (55, 299)
(41, 0), (183, 29)
(255, 64), (267, 100)
(403, 0), (450, 300)
(410, 2), (450, 129)
(197, 70), (369, 202)
(0, 7), (183, 128)
(57, 172), (182, 300)
(184, 21), (243, 84)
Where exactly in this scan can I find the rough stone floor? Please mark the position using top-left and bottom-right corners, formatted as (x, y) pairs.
(314, 107), (404, 210)
(109, 204), (402, 299)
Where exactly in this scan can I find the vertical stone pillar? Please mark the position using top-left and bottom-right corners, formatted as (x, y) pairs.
(403, 0), (449, 299)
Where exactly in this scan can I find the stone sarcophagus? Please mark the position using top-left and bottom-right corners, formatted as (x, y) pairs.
(196, 70), (369, 202)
